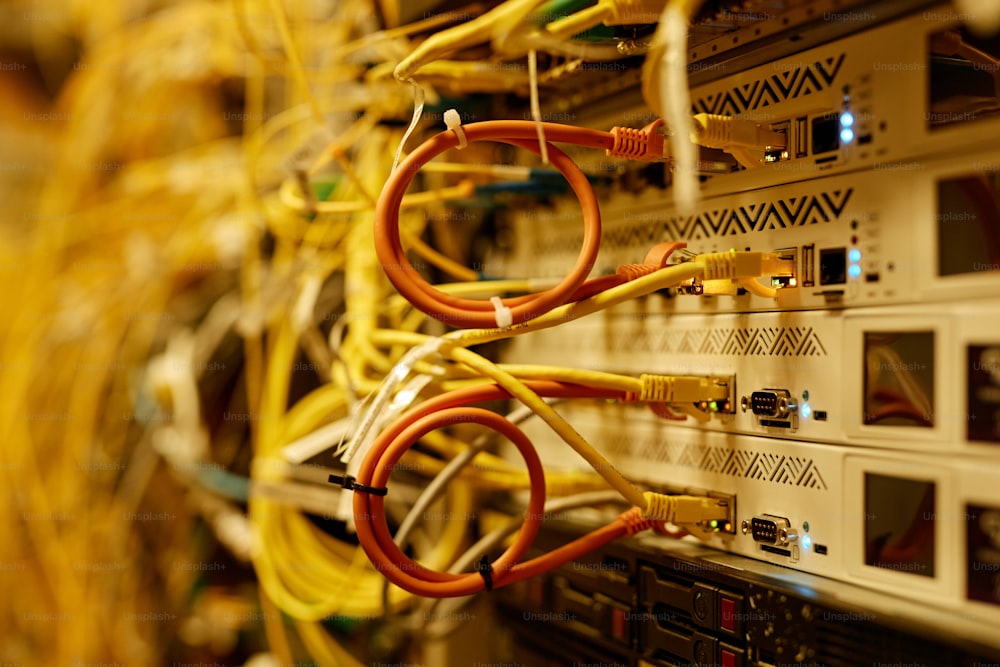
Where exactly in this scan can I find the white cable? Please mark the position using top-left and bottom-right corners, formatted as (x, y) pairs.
(527, 49), (549, 164)
(282, 415), (354, 464)
(338, 338), (443, 464)
(292, 273), (322, 333)
(334, 338), (445, 523)
(655, 5), (698, 214)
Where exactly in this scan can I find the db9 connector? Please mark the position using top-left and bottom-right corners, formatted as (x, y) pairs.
(741, 389), (796, 418)
(747, 515), (795, 546)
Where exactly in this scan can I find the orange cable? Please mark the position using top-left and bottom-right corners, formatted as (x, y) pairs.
(351, 381), (665, 597)
(374, 121), (615, 329)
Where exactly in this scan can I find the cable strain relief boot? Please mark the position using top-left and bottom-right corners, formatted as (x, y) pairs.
(608, 119), (666, 161)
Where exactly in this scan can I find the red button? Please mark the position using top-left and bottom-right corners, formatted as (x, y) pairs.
(721, 648), (736, 667)
(721, 597), (736, 631)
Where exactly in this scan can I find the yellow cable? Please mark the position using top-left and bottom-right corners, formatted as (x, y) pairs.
(545, 4), (611, 40)
(450, 261), (704, 347)
(740, 277), (778, 299)
(393, 0), (544, 81)
(268, 0), (325, 125)
(446, 345), (647, 508)
(279, 177), (476, 215)
(401, 228), (480, 282)
(296, 619), (368, 667)
(260, 588), (297, 666)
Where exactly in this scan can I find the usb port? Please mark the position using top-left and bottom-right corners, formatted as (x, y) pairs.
(802, 244), (815, 287)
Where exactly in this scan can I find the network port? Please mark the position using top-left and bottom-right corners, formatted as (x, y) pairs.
(764, 121), (790, 162)
(648, 485), (737, 540)
(747, 515), (795, 546)
(699, 491), (737, 536)
(771, 247), (797, 288)
(741, 389), (796, 418)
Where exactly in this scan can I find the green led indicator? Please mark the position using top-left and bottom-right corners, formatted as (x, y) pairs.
(803, 390), (810, 401)
(709, 401), (718, 412)
(803, 521), (810, 533)
(710, 520), (718, 528)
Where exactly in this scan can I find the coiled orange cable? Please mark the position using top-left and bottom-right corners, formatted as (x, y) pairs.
(352, 381), (667, 597)
(374, 121), (616, 329)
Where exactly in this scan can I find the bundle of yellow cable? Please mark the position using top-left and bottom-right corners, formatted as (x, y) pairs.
(5, 0), (718, 664)
(0, 0), (412, 663)
(0, 2), (251, 664)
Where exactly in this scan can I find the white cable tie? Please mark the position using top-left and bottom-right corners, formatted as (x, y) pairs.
(490, 296), (513, 329)
(393, 78), (426, 172)
(443, 108), (468, 149)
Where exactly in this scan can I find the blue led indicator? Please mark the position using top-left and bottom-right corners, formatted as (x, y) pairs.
(848, 248), (861, 263)
(840, 111), (854, 127)
(800, 402), (812, 420)
(840, 127), (855, 144)
(848, 263), (862, 279)
(802, 534), (813, 551)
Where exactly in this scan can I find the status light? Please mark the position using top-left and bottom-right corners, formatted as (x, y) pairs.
(802, 534), (813, 551)
(849, 248), (861, 263)
(849, 264), (862, 279)
(800, 402), (812, 420)
(840, 127), (855, 144)
(840, 111), (855, 128)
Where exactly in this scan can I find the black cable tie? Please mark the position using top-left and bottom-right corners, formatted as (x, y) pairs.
(476, 554), (494, 592)
(327, 473), (388, 497)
